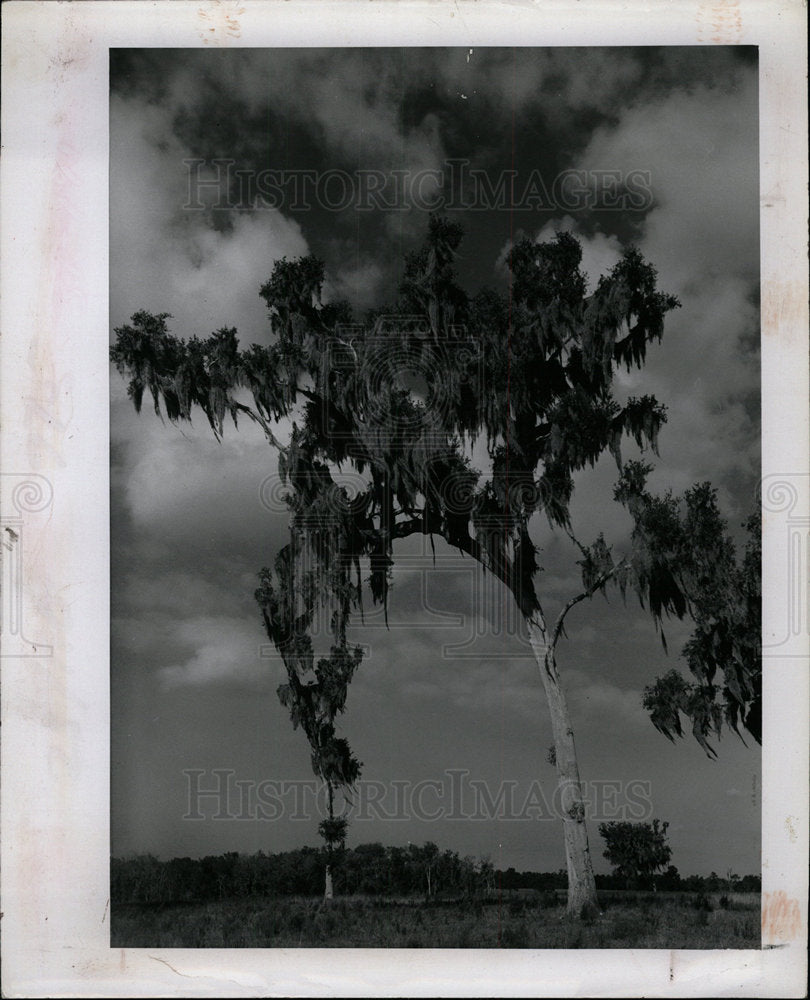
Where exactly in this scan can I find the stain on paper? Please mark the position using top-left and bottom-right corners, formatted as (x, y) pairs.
(696, 0), (743, 45)
(198, 1), (244, 44)
(761, 890), (802, 944)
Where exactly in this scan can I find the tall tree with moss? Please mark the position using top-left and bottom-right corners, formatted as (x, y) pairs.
(261, 539), (363, 901)
(113, 215), (747, 918)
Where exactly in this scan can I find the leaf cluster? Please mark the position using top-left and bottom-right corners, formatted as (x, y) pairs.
(598, 818), (672, 888)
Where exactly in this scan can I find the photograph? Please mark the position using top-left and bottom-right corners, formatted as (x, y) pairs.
(1, 2), (807, 996)
(109, 45), (763, 949)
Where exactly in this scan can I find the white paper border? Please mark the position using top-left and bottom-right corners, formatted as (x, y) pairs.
(1, 1), (807, 996)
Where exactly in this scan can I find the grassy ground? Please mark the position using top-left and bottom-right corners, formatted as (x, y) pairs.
(111, 893), (761, 948)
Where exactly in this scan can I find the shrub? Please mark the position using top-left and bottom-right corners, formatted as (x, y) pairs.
(693, 892), (713, 912)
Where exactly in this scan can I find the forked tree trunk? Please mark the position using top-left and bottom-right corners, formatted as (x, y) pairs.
(526, 618), (600, 919)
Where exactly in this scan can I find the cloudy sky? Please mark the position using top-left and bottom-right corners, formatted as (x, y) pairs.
(110, 47), (760, 876)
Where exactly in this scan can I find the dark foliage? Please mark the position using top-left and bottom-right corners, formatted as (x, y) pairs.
(110, 846), (760, 906)
(598, 819), (672, 890)
(111, 842), (492, 905)
(111, 217), (692, 793)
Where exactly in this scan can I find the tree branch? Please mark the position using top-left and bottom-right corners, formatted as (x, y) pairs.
(563, 523), (591, 561)
(233, 401), (286, 451)
(392, 515), (540, 620)
(551, 559), (629, 651)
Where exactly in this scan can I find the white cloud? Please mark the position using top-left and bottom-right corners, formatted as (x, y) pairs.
(110, 93), (309, 347)
(495, 217), (624, 295)
(159, 614), (268, 688)
(535, 216), (624, 294)
(110, 90), (308, 558)
(585, 79), (759, 287)
(570, 70), (760, 522)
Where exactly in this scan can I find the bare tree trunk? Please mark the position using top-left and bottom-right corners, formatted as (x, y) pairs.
(526, 617), (600, 919)
(324, 780), (335, 903)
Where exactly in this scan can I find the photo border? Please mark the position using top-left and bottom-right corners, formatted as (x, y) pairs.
(1, 1), (807, 995)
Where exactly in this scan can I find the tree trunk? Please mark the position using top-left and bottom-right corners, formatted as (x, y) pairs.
(323, 782), (335, 903)
(526, 618), (600, 919)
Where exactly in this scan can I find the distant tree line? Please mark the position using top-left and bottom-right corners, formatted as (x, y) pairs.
(111, 844), (759, 906)
(500, 865), (760, 894)
(111, 842), (494, 905)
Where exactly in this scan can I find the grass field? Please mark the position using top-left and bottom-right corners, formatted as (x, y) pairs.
(111, 893), (761, 948)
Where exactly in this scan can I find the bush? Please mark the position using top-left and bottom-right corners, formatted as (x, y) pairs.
(693, 892), (713, 912)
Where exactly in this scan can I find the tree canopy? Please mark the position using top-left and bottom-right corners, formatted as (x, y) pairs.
(111, 216), (683, 630)
(111, 214), (760, 910)
(598, 819), (673, 890)
(637, 492), (761, 756)
(111, 215), (681, 790)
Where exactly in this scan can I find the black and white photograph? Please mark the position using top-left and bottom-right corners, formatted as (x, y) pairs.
(109, 44), (764, 948)
(1, 1), (808, 996)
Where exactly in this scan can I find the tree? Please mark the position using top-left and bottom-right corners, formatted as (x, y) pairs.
(112, 215), (695, 918)
(409, 841), (440, 898)
(706, 871), (722, 892)
(317, 815), (348, 902)
(658, 864), (681, 891)
(640, 496), (761, 756)
(275, 640), (362, 901)
(598, 819), (672, 889)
